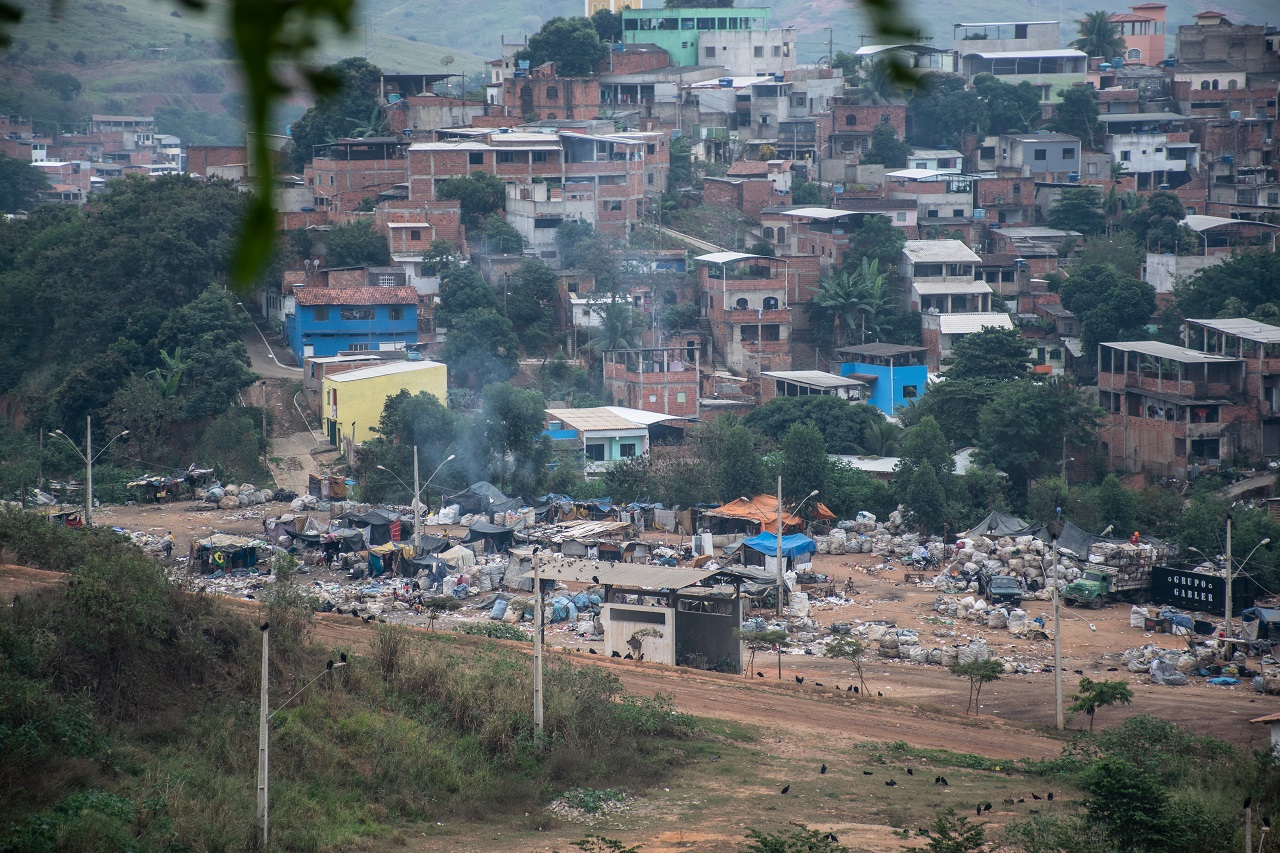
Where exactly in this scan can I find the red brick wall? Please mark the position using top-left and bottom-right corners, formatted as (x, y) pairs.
(598, 48), (671, 75)
(503, 74), (600, 121)
(187, 145), (247, 174)
(830, 103), (907, 140)
(278, 210), (334, 230)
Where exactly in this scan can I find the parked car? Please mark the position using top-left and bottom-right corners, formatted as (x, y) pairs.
(979, 573), (1025, 607)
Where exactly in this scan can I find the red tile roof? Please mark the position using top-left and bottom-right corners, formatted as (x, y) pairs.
(727, 160), (771, 177)
(294, 285), (418, 306)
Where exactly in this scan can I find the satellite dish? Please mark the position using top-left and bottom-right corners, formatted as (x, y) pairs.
(440, 55), (455, 68)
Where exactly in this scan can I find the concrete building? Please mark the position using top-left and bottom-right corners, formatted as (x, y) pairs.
(544, 406), (687, 475)
(696, 252), (796, 376)
(921, 311), (1015, 370)
(954, 21), (1087, 102)
(886, 169), (977, 224)
(1105, 3), (1169, 66)
(603, 346), (702, 417)
(286, 283), (419, 364)
(321, 359), (448, 452)
(1185, 318), (1280, 459)
(1098, 112), (1201, 191)
(902, 240), (993, 314)
(836, 343), (930, 415)
(759, 370), (867, 403)
(620, 7), (772, 71)
(996, 132), (1083, 180)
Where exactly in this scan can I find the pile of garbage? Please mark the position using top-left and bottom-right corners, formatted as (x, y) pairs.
(1116, 639), (1277, 690)
(931, 593), (1049, 638)
(815, 510), (936, 556)
(939, 533), (1082, 599)
(867, 624), (998, 669)
(198, 483), (279, 510)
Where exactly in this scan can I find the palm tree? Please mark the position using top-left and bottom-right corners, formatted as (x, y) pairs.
(857, 420), (904, 456)
(814, 267), (861, 346)
(586, 299), (641, 355)
(1073, 11), (1126, 59)
(849, 58), (898, 105)
(849, 258), (893, 344)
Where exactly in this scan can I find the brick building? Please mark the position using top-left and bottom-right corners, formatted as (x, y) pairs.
(503, 63), (602, 122)
(697, 252), (796, 376)
(603, 346), (702, 417)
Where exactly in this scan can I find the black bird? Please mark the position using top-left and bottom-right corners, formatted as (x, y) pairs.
(939, 777), (949, 786)
(886, 780), (897, 787)
(624, 653), (634, 660)
(814, 682), (824, 687)
(1047, 792), (1054, 801)
(820, 764), (827, 775)
(1030, 809), (1040, 815)
(934, 776), (942, 785)
(853, 686), (859, 694)
(1107, 667), (1119, 672)
(847, 685), (853, 692)
(611, 650), (622, 658)
(757, 671), (765, 678)
(260, 622), (270, 632)
(1263, 816), (1271, 830)
(877, 690), (883, 697)
(906, 768), (914, 776)
(780, 785), (790, 795)
(1032, 793), (1042, 800)
(1003, 798), (1015, 805)
(795, 675), (805, 684)
(1017, 797), (1025, 804)
(326, 660), (334, 670)
(863, 771), (874, 776)
(823, 834), (839, 843)
(983, 803), (992, 813)
(976, 805), (983, 816)
(588, 648), (597, 654)
(339, 652), (347, 664)
(1244, 796), (1253, 810)
(591, 575), (599, 584)
(1073, 669), (1084, 675)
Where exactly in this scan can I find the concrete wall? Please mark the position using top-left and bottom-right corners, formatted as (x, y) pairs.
(321, 361), (448, 448)
(603, 603), (675, 664)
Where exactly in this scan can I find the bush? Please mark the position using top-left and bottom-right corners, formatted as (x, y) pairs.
(459, 621), (530, 642)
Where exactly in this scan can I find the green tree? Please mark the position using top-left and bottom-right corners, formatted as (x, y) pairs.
(286, 57), (382, 169)
(32, 69), (82, 102)
(861, 123), (911, 168)
(105, 375), (170, 466)
(477, 212), (523, 254)
(947, 327), (1031, 381)
(856, 419), (904, 457)
(1073, 11), (1127, 59)
(1069, 677), (1134, 732)
(0, 153), (48, 212)
(922, 807), (988, 853)
(905, 462), (947, 535)
(745, 395), (885, 455)
(1049, 86), (1101, 150)
(897, 378), (998, 449)
(718, 425), (765, 502)
(740, 826), (849, 852)
(437, 264), (500, 328)
(823, 635), (869, 694)
(1060, 263), (1157, 360)
(898, 415), (953, 479)
(437, 171), (507, 227)
(824, 460), (897, 521)
(151, 286), (253, 421)
(481, 383), (549, 496)
(1074, 231), (1144, 279)
(1049, 187), (1105, 235)
(506, 258), (557, 353)
(909, 73), (987, 148)
(318, 218), (391, 267)
(1125, 191), (1198, 253)
(586, 300), (642, 355)
(973, 73), (1041, 135)
(780, 422), (827, 504)
(591, 9), (622, 42)
(1093, 474), (1136, 535)
(1172, 251), (1280, 320)
(950, 658), (1002, 714)
(1083, 757), (1171, 851)
(516, 17), (608, 77)
(848, 56), (901, 105)
(791, 176), (824, 205)
(440, 308), (519, 389)
(844, 213), (907, 275)
(977, 378), (1101, 503)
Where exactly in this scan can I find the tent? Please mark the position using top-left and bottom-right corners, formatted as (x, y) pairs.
(193, 533), (267, 573)
(334, 508), (404, 547)
(439, 544), (477, 569)
(964, 510), (1039, 539)
(1242, 607), (1280, 644)
(743, 531), (817, 559)
(702, 495), (836, 535)
(446, 481), (524, 516)
(460, 520), (516, 552)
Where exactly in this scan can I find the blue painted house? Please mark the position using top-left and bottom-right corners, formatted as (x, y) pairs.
(836, 343), (929, 416)
(287, 282), (419, 365)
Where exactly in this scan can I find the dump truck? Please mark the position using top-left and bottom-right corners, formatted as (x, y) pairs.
(1061, 541), (1162, 608)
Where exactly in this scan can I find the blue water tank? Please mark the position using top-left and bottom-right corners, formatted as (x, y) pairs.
(1099, 63), (1112, 71)
(1068, 172), (1079, 182)
(719, 77), (733, 88)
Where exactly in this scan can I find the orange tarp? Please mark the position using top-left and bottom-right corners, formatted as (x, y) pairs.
(703, 495), (835, 531)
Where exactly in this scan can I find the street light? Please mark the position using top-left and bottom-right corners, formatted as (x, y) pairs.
(257, 622), (345, 847)
(377, 451), (454, 553)
(1188, 527), (1272, 653)
(52, 415), (129, 527)
(775, 478), (820, 616)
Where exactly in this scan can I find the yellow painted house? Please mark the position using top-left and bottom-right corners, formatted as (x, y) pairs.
(322, 359), (448, 455)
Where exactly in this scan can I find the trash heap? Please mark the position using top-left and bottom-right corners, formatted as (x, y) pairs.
(1115, 635), (1278, 691)
(814, 510), (938, 556)
(941, 534), (1082, 599)
(197, 482), (279, 510)
(929, 593), (1048, 639)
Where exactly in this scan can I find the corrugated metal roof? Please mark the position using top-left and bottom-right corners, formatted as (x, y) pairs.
(1183, 215), (1280, 233)
(912, 281), (993, 295)
(696, 251), (773, 264)
(546, 408), (649, 433)
(762, 370), (867, 388)
(1098, 112), (1189, 123)
(327, 360), (445, 382)
(779, 207), (860, 220)
(938, 312), (1014, 334)
(516, 561), (718, 589)
(294, 286), (418, 306)
(1101, 340), (1241, 363)
(904, 240), (983, 263)
(966, 49), (1087, 59)
(1188, 318), (1280, 343)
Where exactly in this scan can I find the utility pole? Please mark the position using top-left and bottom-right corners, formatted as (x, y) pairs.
(84, 415), (93, 526)
(413, 445), (422, 555)
(1054, 504), (1064, 732)
(257, 623), (269, 848)
(1225, 514), (1233, 649)
(533, 552), (544, 736)
(775, 475), (785, 617)
(826, 27), (833, 66)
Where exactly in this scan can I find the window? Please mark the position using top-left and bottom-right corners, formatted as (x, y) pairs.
(1126, 48), (1142, 60)
(497, 151), (514, 164)
(1228, 79), (1238, 90)
(545, 86), (559, 101)
(377, 274), (397, 286)
(902, 384), (919, 399)
(776, 227), (785, 242)
(389, 306), (404, 321)
(619, 442), (637, 458)
(952, 208), (964, 217)
(844, 114), (857, 126)
(926, 209), (939, 218)
(313, 306), (329, 321)
(760, 115), (770, 125)
(649, 394), (657, 403)
(1033, 148), (1047, 161)
(1012, 182), (1021, 194)
(1062, 148), (1075, 159)
(1014, 24), (1028, 38)
(773, 45), (781, 57)
(605, 200), (622, 211)
(340, 307), (375, 321)
(585, 443), (605, 462)
(676, 392), (687, 404)
(1201, 80), (1211, 90)
(735, 297), (749, 309)
(410, 229), (421, 241)
(896, 211), (907, 222)
(533, 150), (547, 163)
(763, 296), (779, 310)
(328, 174), (334, 186)
(1120, 150), (1131, 161)
(1211, 79), (1220, 90)
(762, 324), (780, 341)
(763, 226), (774, 240)
(468, 151), (484, 165)
(880, 113), (891, 124)
(754, 45), (764, 58)
(546, 113), (556, 120)
(349, 343), (370, 352)
(705, 46), (716, 59)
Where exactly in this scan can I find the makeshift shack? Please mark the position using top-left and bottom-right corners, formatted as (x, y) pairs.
(308, 474), (348, 500)
(700, 495), (834, 542)
(515, 558), (747, 671)
(460, 520), (516, 554)
(192, 534), (267, 573)
(1242, 607), (1280, 648)
(446, 481), (524, 518)
(334, 508), (404, 547)
(738, 531), (817, 572)
(126, 474), (187, 503)
(439, 544), (478, 570)
(964, 510), (1042, 539)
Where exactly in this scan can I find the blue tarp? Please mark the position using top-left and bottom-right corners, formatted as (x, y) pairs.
(743, 532), (817, 559)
